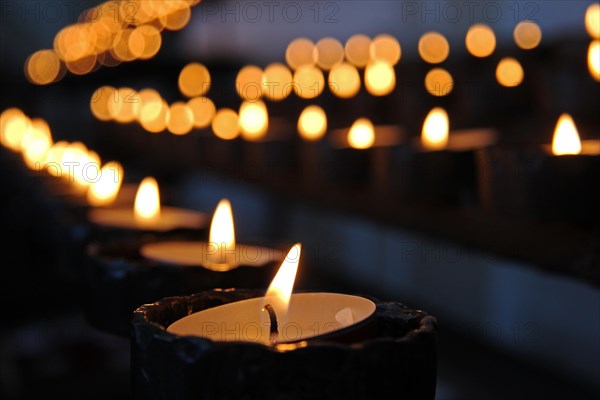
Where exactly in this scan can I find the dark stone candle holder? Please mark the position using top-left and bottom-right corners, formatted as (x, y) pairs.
(84, 238), (280, 338)
(476, 144), (600, 228)
(395, 130), (497, 208)
(131, 289), (437, 400)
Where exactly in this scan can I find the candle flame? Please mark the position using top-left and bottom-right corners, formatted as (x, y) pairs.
(87, 161), (124, 206)
(421, 107), (449, 150)
(208, 199), (236, 264)
(264, 243), (301, 319)
(347, 118), (375, 149)
(552, 114), (581, 156)
(134, 177), (161, 224)
(298, 105), (327, 141)
(239, 101), (269, 141)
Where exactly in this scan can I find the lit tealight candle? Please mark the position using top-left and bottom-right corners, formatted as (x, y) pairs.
(417, 107), (497, 152)
(140, 199), (283, 270)
(546, 113), (600, 156)
(167, 243), (376, 344)
(87, 176), (208, 231)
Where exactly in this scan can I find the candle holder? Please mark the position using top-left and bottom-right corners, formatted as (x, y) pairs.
(397, 128), (497, 208)
(325, 125), (406, 197)
(476, 143), (600, 228)
(239, 117), (297, 183)
(84, 237), (281, 337)
(131, 289), (437, 400)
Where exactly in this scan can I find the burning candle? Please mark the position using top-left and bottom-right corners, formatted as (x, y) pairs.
(140, 198), (283, 270)
(546, 113), (600, 156)
(87, 176), (207, 231)
(167, 243), (376, 344)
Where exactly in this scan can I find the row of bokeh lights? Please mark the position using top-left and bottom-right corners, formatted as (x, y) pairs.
(0, 107), (126, 206)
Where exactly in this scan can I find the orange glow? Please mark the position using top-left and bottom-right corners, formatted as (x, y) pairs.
(263, 243), (302, 320)
(315, 37), (344, 70)
(1, 109), (30, 152)
(163, 2), (192, 31)
(552, 114), (581, 155)
(140, 100), (169, 133)
(207, 199), (236, 266)
(22, 119), (53, 169)
(136, 25), (162, 60)
(65, 55), (97, 75)
(496, 58), (524, 87)
(513, 21), (542, 50)
(90, 86), (117, 121)
(586, 3), (600, 39)
(137, 88), (163, 122)
(188, 97), (216, 128)
(262, 63), (293, 101)
(588, 40), (600, 81)
(134, 177), (161, 225)
(328, 62), (361, 98)
(345, 34), (371, 67)
(87, 161), (124, 206)
(285, 38), (317, 70)
(424, 68), (454, 97)
(347, 118), (375, 149)
(212, 108), (240, 140)
(418, 32), (450, 64)
(167, 102), (194, 135)
(239, 101), (269, 141)
(298, 105), (327, 141)
(365, 61), (395, 96)
(25, 50), (61, 85)
(236, 65), (263, 101)
(465, 24), (496, 57)
(421, 107), (449, 150)
(293, 65), (325, 99)
(44, 141), (68, 176)
(369, 34), (401, 66)
(179, 63), (211, 98)
(108, 87), (140, 123)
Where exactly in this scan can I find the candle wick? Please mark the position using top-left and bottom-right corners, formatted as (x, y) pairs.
(263, 304), (279, 343)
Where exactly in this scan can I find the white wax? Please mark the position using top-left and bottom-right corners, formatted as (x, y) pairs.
(87, 206), (208, 231)
(140, 241), (285, 270)
(167, 292), (376, 344)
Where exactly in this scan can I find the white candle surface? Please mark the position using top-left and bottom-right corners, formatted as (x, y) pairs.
(87, 206), (208, 231)
(140, 241), (284, 270)
(167, 292), (376, 344)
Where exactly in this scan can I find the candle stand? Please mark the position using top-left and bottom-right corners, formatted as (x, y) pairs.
(131, 289), (437, 400)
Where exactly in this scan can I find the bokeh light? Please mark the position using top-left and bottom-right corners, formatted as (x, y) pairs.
(424, 68), (454, 97)
(236, 65), (263, 101)
(239, 101), (269, 141)
(298, 105), (327, 141)
(369, 34), (401, 66)
(212, 108), (240, 140)
(345, 34), (372, 67)
(188, 97), (216, 128)
(263, 63), (293, 101)
(167, 102), (194, 135)
(315, 37), (345, 70)
(585, 3), (600, 39)
(418, 32), (450, 64)
(496, 58), (524, 87)
(286, 38), (317, 70)
(465, 24), (496, 57)
(328, 62), (361, 98)
(364, 61), (396, 96)
(293, 65), (325, 99)
(179, 62), (211, 98)
(25, 49), (61, 85)
(513, 21), (542, 50)
(588, 40), (600, 81)
(347, 118), (375, 149)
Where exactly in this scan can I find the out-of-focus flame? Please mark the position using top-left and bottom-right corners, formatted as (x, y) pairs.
(298, 105), (327, 141)
(87, 161), (124, 206)
(552, 114), (581, 156)
(263, 243), (302, 320)
(421, 107), (449, 151)
(134, 177), (161, 224)
(239, 101), (268, 141)
(347, 118), (375, 149)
